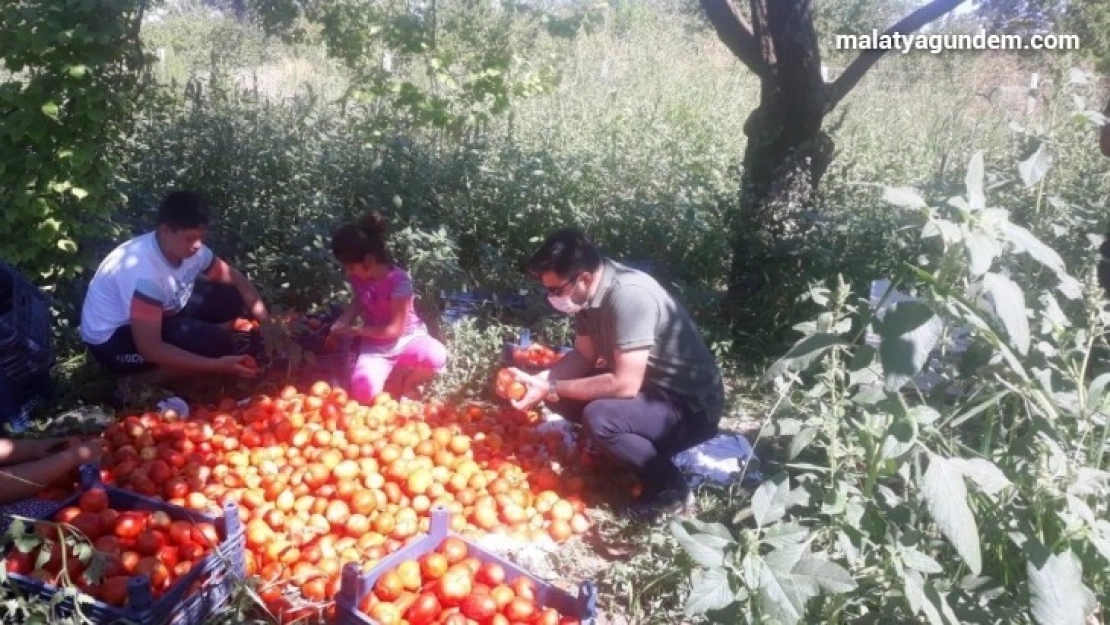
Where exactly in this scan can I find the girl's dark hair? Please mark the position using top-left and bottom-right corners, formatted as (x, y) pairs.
(331, 211), (393, 266)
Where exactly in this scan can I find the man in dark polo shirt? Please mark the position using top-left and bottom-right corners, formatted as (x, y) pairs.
(509, 227), (725, 522)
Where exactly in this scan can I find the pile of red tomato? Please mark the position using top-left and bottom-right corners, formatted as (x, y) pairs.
(77, 381), (592, 620)
(510, 344), (565, 370)
(4, 488), (221, 607)
(361, 536), (581, 624)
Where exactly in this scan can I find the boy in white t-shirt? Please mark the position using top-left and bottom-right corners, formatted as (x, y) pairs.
(80, 191), (269, 392)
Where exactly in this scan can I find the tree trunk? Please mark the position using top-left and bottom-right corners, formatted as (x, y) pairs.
(697, 0), (968, 320)
(728, 118), (834, 305)
(725, 0), (831, 307)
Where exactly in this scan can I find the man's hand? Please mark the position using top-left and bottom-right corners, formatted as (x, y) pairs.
(64, 438), (106, 466)
(508, 368), (550, 411)
(214, 355), (259, 378)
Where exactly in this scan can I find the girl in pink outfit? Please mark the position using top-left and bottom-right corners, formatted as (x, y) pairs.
(329, 211), (448, 403)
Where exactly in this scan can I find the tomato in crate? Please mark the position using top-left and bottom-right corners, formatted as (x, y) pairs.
(334, 506), (597, 625)
(1, 464), (245, 625)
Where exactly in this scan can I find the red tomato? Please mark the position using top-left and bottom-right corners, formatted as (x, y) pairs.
(99, 576), (130, 606)
(505, 597), (537, 622)
(460, 593), (498, 622)
(436, 564), (474, 607)
(78, 488), (109, 514)
(476, 561), (506, 586)
(135, 530), (166, 557)
(114, 512), (146, 540)
(69, 512), (104, 541)
(404, 592), (441, 625)
(511, 576), (538, 601)
(4, 551), (34, 576)
(191, 523), (220, 547)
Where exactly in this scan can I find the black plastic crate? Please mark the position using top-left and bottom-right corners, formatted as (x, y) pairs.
(0, 261), (53, 377)
(335, 506), (597, 625)
(2, 464), (246, 625)
(0, 368), (51, 433)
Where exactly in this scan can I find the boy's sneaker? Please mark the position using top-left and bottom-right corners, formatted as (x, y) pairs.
(625, 483), (695, 524)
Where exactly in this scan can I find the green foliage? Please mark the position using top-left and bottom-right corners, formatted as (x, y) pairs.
(674, 150), (1110, 623)
(243, 0), (588, 134)
(974, 0), (1110, 71)
(426, 316), (514, 403)
(0, 0), (145, 285)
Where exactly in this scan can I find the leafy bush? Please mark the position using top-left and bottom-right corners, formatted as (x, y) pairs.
(672, 152), (1110, 624)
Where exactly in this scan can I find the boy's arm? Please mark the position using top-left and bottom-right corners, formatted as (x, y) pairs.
(205, 256), (269, 322)
(130, 297), (225, 372)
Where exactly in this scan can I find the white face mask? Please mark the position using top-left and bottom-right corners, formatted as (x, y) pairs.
(547, 292), (584, 315)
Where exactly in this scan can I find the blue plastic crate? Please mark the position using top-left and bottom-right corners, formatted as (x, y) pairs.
(335, 506), (597, 625)
(2, 464), (246, 625)
(441, 291), (528, 327)
(0, 261), (53, 377)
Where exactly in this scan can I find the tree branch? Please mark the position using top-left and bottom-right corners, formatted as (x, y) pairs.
(826, 0), (967, 112)
(698, 0), (769, 77)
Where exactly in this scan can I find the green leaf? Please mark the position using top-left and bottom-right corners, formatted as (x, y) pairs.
(1086, 373), (1110, 411)
(765, 542), (805, 575)
(881, 416), (917, 460)
(70, 187), (88, 200)
(878, 301), (943, 391)
(904, 570), (957, 625)
(921, 455), (981, 575)
(751, 473), (801, 528)
(1018, 144), (1052, 188)
(41, 102), (59, 120)
(982, 272), (1029, 355)
(965, 151), (985, 210)
(901, 548), (944, 574)
(882, 186), (927, 209)
(682, 519), (736, 542)
(964, 230), (1000, 276)
(684, 566), (734, 616)
(1027, 549), (1095, 625)
(951, 458), (1011, 496)
(764, 333), (845, 381)
(756, 556), (806, 625)
(791, 557), (856, 594)
(761, 523), (809, 549)
(671, 521), (726, 568)
(57, 238), (77, 252)
(67, 64), (88, 78)
(1002, 222), (1081, 299)
(788, 427), (818, 460)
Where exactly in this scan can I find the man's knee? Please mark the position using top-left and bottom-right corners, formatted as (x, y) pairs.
(162, 318), (234, 358)
(581, 399), (628, 438)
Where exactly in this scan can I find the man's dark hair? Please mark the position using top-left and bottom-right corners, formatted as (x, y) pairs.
(525, 227), (602, 279)
(156, 191), (210, 230)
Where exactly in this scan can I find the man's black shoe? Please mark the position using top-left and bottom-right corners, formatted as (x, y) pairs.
(626, 485), (693, 524)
